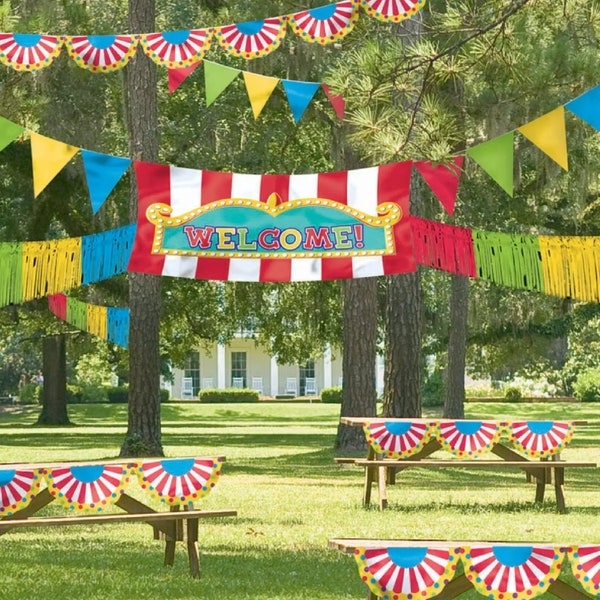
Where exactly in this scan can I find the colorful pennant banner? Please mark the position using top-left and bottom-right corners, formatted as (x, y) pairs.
(48, 293), (130, 349)
(128, 160), (416, 282)
(0, 225), (135, 308)
(0, 1), (426, 73)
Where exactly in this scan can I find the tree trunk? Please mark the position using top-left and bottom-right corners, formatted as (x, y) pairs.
(382, 271), (423, 417)
(335, 278), (378, 455)
(120, 0), (163, 457)
(36, 334), (70, 425)
(444, 274), (469, 418)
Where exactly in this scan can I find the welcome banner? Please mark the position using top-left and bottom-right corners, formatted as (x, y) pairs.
(128, 161), (416, 282)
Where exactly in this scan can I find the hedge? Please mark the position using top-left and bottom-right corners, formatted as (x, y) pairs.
(108, 387), (170, 403)
(198, 388), (259, 403)
(320, 386), (342, 403)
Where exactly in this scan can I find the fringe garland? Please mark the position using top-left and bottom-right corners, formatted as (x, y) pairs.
(21, 239), (82, 303)
(107, 307), (129, 348)
(67, 295), (87, 331)
(411, 217), (476, 277)
(49, 293), (128, 348)
(47, 293), (67, 320)
(81, 224), (136, 286)
(539, 236), (600, 302)
(87, 304), (108, 340)
(0, 243), (23, 306)
(472, 230), (545, 293)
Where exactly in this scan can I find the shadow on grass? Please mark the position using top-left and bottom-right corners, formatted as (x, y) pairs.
(0, 535), (363, 600)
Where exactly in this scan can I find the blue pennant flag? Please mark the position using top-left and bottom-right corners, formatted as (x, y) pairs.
(81, 150), (131, 214)
(566, 85), (600, 131)
(281, 80), (321, 123)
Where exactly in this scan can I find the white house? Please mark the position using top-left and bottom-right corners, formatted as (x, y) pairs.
(167, 339), (345, 399)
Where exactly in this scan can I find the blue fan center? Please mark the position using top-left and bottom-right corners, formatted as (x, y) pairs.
(70, 465), (105, 483)
(236, 20), (265, 36)
(384, 421), (413, 436)
(309, 4), (337, 20)
(526, 421), (553, 435)
(162, 30), (191, 45)
(161, 458), (194, 476)
(454, 421), (483, 435)
(13, 34), (42, 48)
(0, 470), (16, 486)
(387, 547), (428, 568)
(492, 546), (533, 567)
(87, 35), (118, 50)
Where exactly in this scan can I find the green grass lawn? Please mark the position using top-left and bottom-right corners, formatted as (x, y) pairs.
(1, 402), (599, 599)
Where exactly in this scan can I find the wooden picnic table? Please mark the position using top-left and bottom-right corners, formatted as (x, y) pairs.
(0, 456), (237, 577)
(329, 537), (598, 600)
(336, 418), (596, 512)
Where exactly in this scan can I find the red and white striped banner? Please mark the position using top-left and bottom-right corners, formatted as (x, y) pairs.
(128, 161), (416, 281)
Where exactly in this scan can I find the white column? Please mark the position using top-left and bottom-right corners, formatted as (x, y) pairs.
(217, 343), (226, 389)
(323, 344), (332, 389)
(270, 356), (279, 397)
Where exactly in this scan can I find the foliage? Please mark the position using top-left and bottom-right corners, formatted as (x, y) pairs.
(422, 369), (445, 407)
(320, 386), (343, 404)
(16, 381), (41, 404)
(504, 386), (523, 402)
(573, 368), (600, 402)
(198, 388), (259, 403)
(66, 384), (83, 404)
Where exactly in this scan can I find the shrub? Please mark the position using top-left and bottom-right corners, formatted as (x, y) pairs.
(573, 368), (600, 402)
(66, 384), (84, 404)
(504, 386), (522, 402)
(321, 386), (342, 403)
(17, 382), (41, 404)
(160, 389), (170, 403)
(107, 386), (129, 403)
(422, 369), (445, 407)
(198, 388), (259, 403)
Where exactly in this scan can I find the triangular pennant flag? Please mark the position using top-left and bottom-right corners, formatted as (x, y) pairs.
(0, 117), (25, 152)
(30, 133), (79, 198)
(204, 60), (241, 106)
(81, 150), (132, 214)
(467, 132), (514, 196)
(321, 84), (345, 120)
(414, 157), (464, 216)
(281, 80), (321, 123)
(518, 107), (568, 170)
(242, 71), (279, 119)
(566, 85), (600, 132)
(168, 61), (201, 94)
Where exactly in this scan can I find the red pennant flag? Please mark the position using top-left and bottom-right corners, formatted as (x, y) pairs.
(414, 157), (464, 216)
(322, 84), (345, 120)
(168, 62), (201, 94)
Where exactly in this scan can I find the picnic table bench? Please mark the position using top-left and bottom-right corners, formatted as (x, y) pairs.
(336, 418), (596, 512)
(329, 538), (599, 600)
(0, 456), (237, 578)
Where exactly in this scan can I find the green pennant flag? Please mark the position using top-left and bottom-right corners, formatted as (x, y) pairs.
(204, 61), (241, 106)
(467, 132), (514, 196)
(0, 116), (25, 152)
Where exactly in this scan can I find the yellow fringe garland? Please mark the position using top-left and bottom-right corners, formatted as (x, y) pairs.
(539, 236), (600, 302)
(87, 304), (107, 340)
(21, 239), (82, 302)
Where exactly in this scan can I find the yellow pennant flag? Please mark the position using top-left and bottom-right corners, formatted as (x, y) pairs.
(31, 133), (80, 197)
(242, 72), (279, 119)
(518, 107), (568, 171)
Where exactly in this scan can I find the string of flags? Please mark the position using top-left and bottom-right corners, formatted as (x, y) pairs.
(0, 114), (461, 214)
(0, 0), (426, 73)
(48, 294), (129, 349)
(169, 60), (345, 121)
(466, 85), (600, 196)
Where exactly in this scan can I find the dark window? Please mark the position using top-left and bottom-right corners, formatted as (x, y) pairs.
(299, 360), (315, 395)
(231, 352), (247, 387)
(184, 353), (200, 396)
